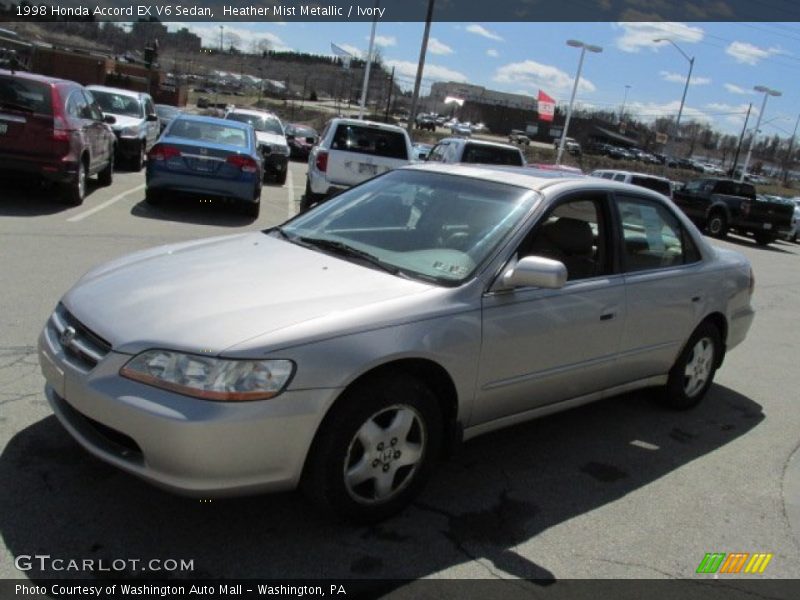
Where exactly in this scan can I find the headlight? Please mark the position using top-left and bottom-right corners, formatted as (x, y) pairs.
(120, 350), (294, 402)
(272, 143), (290, 156)
(120, 125), (141, 137)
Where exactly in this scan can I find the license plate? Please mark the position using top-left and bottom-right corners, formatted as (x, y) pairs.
(194, 159), (214, 172)
(763, 223), (772, 230)
(0, 122), (7, 135)
(358, 164), (377, 175)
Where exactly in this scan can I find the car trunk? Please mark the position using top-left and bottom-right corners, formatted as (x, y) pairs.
(326, 123), (408, 186)
(154, 141), (253, 180)
(751, 198), (794, 228)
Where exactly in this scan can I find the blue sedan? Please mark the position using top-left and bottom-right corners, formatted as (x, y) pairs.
(145, 114), (263, 217)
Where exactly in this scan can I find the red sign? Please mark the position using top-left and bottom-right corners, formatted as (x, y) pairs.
(538, 90), (555, 122)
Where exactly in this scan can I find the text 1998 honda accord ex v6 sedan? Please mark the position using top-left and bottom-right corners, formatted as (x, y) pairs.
(38, 164), (755, 521)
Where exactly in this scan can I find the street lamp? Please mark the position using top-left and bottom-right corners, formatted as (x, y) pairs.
(620, 84), (631, 124)
(654, 38), (695, 171)
(556, 39), (602, 165)
(739, 85), (782, 182)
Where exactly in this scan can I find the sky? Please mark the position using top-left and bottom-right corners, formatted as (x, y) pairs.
(168, 21), (800, 136)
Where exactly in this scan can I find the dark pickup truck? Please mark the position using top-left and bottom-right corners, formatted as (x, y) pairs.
(673, 178), (794, 245)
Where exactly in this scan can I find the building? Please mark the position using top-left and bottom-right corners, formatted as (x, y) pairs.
(429, 82), (538, 111)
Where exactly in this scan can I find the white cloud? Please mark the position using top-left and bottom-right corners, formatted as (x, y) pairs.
(466, 24), (504, 42)
(706, 102), (757, 126)
(337, 43), (362, 58)
(486, 48), (499, 58)
(614, 22), (704, 53)
(725, 41), (780, 65)
(384, 60), (468, 90)
(660, 70), (711, 85)
(427, 37), (454, 55)
(494, 60), (595, 96)
(625, 100), (712, 124)
(724, 83), (755, 95)
(370, 35), (397, 47)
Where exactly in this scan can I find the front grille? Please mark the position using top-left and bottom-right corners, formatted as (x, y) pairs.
(260, 145), (272, 157)
(48, 304), (111, 371)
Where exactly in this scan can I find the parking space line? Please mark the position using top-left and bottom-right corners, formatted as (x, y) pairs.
(287, 168), (295, 220)
(67, 184), (146, 223)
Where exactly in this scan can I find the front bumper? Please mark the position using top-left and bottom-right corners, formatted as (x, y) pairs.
(38, 325), (340, 496)
(0, 154), (78, 184)
(261, 151), (288, 174)
(114, 135), (144, 159)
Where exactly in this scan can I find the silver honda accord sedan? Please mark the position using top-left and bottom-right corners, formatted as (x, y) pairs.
(38, 164), (755, 521)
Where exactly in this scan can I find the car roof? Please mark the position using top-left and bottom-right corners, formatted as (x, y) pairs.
(330, 117), (407, 132)
(173, 113), (252, 131)
(437, 137), (521, 150)
(592, 170), (670, 182)
(86, 85), (145, 99)
(0, 68), (75, 86)
(227, 108), (279, 118)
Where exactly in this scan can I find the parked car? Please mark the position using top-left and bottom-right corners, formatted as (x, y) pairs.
(785, 198), (800, 243)
(411, 142), (433, 162)
(508, 130), (531, 145)
(590, 170), (673, 200)
(427, 137), (525, 167)
(38, 164), (755, 522)
(144, 114), (262, 217)
(415, 113), (435, 132)
(86, 85), (159, 171)
(154, 104), (182, 134)
(450, 122), (472, 137)
(554, 137), (581, 155)
(284, 123), (318, 161)
(672, 178), (794, 245)
(303, 117), (412, 211)
(0, 69), (115, 205)
(224, 108), (289, 184)
(527, 163), (583, 175)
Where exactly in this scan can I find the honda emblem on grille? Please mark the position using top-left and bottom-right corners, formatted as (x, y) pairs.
(60, 326), (77, 347)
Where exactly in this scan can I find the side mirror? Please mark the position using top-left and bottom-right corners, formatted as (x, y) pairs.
(103, 114), (116, 125)
(146, 113), (158, 122)
(285, 134), (295, 141)
(502, 256), (567, 290)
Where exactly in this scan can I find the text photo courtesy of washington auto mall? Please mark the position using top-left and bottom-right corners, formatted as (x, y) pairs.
(1, 0), (800, 599)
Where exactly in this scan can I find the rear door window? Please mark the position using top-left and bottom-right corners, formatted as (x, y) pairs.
(331, 124), (408, 159)
(631, 176), (671, 197)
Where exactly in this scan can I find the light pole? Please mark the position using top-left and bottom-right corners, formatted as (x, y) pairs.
(654, 38), (694, 171)
(619, 84), (631, 124)
(739, 85), (782, 182)
(556, 39), (602, 166)
(358, 0), (381, 120)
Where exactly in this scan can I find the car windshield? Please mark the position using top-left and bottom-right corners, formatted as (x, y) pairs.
(156, 105), (179, 118)
(168, 119), (249, 148)
(226, 112), (283, 135)
(91, 91), (143, 117)
(277, 170), (537, 285)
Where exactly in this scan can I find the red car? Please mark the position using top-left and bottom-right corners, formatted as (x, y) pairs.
(0, 69), (116, 205)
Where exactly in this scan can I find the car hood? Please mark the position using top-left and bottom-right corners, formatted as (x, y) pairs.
(109, 115), (145, 130)
(255, 131), (288, 148)
(62, 233), (436, 356)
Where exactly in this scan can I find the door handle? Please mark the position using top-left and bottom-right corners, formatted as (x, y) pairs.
(600, 312), (616, 321)
(691, 296), (701, 303)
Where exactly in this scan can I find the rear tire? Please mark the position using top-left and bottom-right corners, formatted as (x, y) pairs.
(145, 188), (162, 206)
(275, 170), (287, 185)
(706, 211), (728, 239)
(659, 322), (722, 410)
(301, 179), (324, 213)
(63, 160), (86, 206)
(131, 142), (145, 171)
(754, 232), (774, 246)
(302, 373), (442, 523)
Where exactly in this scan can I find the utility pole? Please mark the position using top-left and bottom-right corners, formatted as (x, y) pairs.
(730, 103), (752, 178)
(358, 0), (380, 120)
(384, 66), (395, 122)
(783, 112), (800, 184)
(407, 0), (435, 134)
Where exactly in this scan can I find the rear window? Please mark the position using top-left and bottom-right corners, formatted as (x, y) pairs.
(462, 143), (523, 166)
(0, 76), (52, 115)
(331, 124), (408, 159)
(631, 176), (671, 197)
(169, 119), (249, 148)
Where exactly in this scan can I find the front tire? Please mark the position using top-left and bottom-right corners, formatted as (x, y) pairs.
(302, 373), (442, 523)
(275, 170), (287, 185)
(98, 149), (114, 186)
(131, 142), (145, 171)
(145, 188), (162, 206)
(754, 232), (774, 246)
(660, 322), (722, 410)
(706, 211), (728, 239)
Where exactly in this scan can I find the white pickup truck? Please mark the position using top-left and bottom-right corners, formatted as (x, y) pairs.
(303, 118), (412, 212)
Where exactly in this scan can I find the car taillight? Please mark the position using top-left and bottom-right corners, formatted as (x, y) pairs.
(315, 151), (328, 172)
(227, 154), (258, 173)
(51, 88), (71, 143)
(740, 200), (751, 216)
(149, 145), (181, 161)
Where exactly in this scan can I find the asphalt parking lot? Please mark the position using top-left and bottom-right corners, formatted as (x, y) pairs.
(1, 163), (799, 586)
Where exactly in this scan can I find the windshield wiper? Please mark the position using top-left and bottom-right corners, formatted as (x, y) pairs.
(297, 236), (400, 275)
